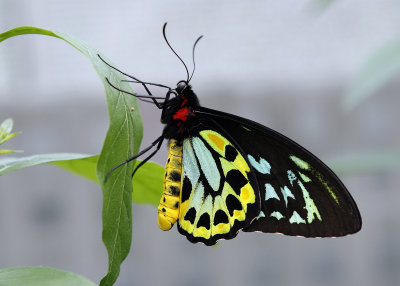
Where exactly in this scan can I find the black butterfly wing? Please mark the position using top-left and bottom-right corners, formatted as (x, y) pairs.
(193, 106), (361, 237)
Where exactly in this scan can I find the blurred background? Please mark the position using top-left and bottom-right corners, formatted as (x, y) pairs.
(1, 0), (400, 285)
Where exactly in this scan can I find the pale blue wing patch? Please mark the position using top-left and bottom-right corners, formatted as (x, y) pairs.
(288, 168), (322, 223)
(248, 155), (271, 174)
(289, 211), (306, 224)
(297, 181), (322, 223)
(189, 181), (205, 210)
(182, 139), (200, 185)
(280, 186), (295, 206)
(270, 211), (284, 220)
(192, 137), (220, 191)
(256, 211), (266, 219)
(265, 183), (280, 201)
(248, 155), (323, 226)
(287, 170), (297, 186)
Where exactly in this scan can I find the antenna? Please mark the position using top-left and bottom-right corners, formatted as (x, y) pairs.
(188, 35), (203, 82)
(162, 22), (190, 82)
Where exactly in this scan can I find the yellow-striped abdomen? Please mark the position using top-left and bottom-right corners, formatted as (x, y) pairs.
(157, 139), (183, 230)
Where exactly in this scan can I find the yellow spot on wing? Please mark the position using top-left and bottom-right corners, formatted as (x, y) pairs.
(215, 223), (230, 234)
(241, 187), (249, 200)
(207, 133), (225, 152)
(194, 226), (211, 239)
(233, 209), (245, 221)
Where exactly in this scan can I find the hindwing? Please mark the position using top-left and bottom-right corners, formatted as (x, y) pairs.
(177, 130), (260, 245)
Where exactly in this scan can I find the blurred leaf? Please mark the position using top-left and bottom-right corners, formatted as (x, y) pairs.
(328, 149), (400, 176)
(0, 150), (20, 155)
(0, 118), (21, 154)
(0, 132), (20, 145)
(0, 153), (92, 176)
(308, 0), (336, 13)
(0, 118), (13, 135)
(1, 26), (144, 286)
(0, 266), (96, 286)
(344, 38), (400, 110)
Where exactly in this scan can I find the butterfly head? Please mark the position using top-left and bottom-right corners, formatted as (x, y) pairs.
(176, 80), (188, 94)
(168, 80), (199, 106)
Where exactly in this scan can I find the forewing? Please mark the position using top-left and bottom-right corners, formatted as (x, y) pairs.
(194, 107), (361, 237)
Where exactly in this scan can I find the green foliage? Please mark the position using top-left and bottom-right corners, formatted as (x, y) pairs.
(0, 26), (164, 286)
(0, 267), (96, 286)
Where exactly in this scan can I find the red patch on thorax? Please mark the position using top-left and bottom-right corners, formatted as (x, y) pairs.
(173, 107), (191, 122)
(172, 96), (193, 122)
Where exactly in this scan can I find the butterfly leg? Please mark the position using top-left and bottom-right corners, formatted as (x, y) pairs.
(131, 136), (165, 178)
(140, 82), (164, 109)
(104, 135), (164, 182)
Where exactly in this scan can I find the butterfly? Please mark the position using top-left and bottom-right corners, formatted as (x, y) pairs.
(101, 23), (361, 246)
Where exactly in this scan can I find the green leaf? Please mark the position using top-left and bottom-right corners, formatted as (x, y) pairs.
(0, 266), (96, 286)
(0, 153), (92, 176)
(53, 155), (99, 183)
(132, 161), (164, 205)
(328, 149), (400, 176)
(0, 27), (63, 42)
(344, 38), (400, 110)
(1, 26), (144, 286)
(53, 155), (164, 206)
